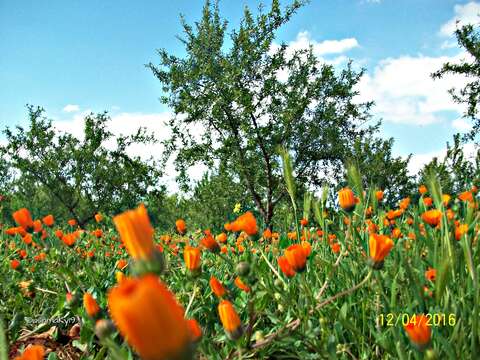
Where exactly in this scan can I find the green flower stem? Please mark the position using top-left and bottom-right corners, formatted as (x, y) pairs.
(259, 248), (286, 287)
(103, 336), (128, 360)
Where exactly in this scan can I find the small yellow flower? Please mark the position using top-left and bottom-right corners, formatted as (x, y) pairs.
(233, 203), (241, 214)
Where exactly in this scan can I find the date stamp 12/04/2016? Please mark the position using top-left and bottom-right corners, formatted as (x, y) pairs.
(377, 313), (456, 327)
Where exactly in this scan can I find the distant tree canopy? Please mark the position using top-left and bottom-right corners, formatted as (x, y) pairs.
(418, 134), (480, 195)
(433, 23), (480, 142)
(147, 0), (412, 226)
(347, 136), (414, 206)
(0, 106), (164, 226)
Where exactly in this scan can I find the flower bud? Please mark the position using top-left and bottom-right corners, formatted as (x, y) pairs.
(236, 261), (250, 277)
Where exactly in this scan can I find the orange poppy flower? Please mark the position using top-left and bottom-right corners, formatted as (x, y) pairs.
(210, 276), (227, 298)
(300, 218), (308, 226)
(234, 276), (250, 293)
(117, 259), (128, 270)
(423, 197), (433, 207)
(201, 230), (220, 253)
(421, 209), (442, 227)
(338, 188), (356, 212)
(392, 228), (402, 239)
(176, 219), (187, 234)
(458, 191), (474, 202)
(284, 244), (307, 272)
(278, 256), (296, 277)
(10, 259), (21, 270)
(33, 252), (46, 262)
(455, 223), (468, 240)
(218, 300), (242, 340)
(108, 275), (190, 360)
(62, 232), (78, 247)
(399, 197), (411, 210)
(263, 228), (272, 239)
(301, 241), (312, 257)
(425, 268), (436, 281)
(113, 204), (156, 260)
(31, 220), (42, 233)
(186, 318), (202, 342)
(418, 185), (428, 195)
(14, 345), (45, 360)
(226, 212), (258, 235)
(375, 190), (384, 201)
(366, 220), (378, 234)
(92, 229), (103, 238)
(331, 242), (341, 253)
(42, 214), (54, 227)
(287, 231), (297, 240)
(68, 219), (77, 226)
(369, 233), (394, 269)
(55, 229), (63, 239)
(83, 292), (100, 318)
(95, 213), (103, 223)
(183, 246), (201, 272)
(404, 314), (431, 349)
(23, 234), (32, 245)
(13, 208), (34, 230)
(5, 227), (18, 236)
(216, 232), (228, 243)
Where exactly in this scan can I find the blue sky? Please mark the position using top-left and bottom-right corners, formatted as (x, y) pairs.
(0, 0), (478, 181)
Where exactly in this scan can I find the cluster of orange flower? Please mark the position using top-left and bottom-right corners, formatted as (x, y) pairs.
(8, 178), (480, 358)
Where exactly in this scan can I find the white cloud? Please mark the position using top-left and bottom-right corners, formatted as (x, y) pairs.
(452, 117), (473, 132)
(408, 142), (478, 176)
(355, 53), (469, 125)
(440, 2), (480, 37)
(62, 104), (80, 113)
(270, 31), (358, 71)
(440, 39), (458, 49)
(52, 111), (207, 193)
(281, 31), (359, 57)
(270, 31), (358, 81)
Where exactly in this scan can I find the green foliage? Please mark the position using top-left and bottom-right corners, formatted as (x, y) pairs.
(148, 0), (378, 226)
(432, 23), (480, 142)
(419, 134), (480, 194)
(0, 106), (164, 226)
(348, 136), (415, 206)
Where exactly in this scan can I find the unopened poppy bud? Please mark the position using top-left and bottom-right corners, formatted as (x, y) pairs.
(184, 246), (201, 276)
(236, 261), (250, 277)
(218, 300), (243, 340)
(404, 314), (431, 351)
(425, 349), (438, 360)
(368, 234), (394, 270)
(186, 319), (202, 343)
(254, 330), (264, 342)
(131, 249), (165, 277)
(95, 319), (116, 339)
(338, 188), (356, 212)
(65, 291), (81, 309)
(83, 292), (100, 318)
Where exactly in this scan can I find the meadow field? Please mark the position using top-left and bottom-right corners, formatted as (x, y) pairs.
(2, 163), (480, 359)
(2, 0), (480, 359)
